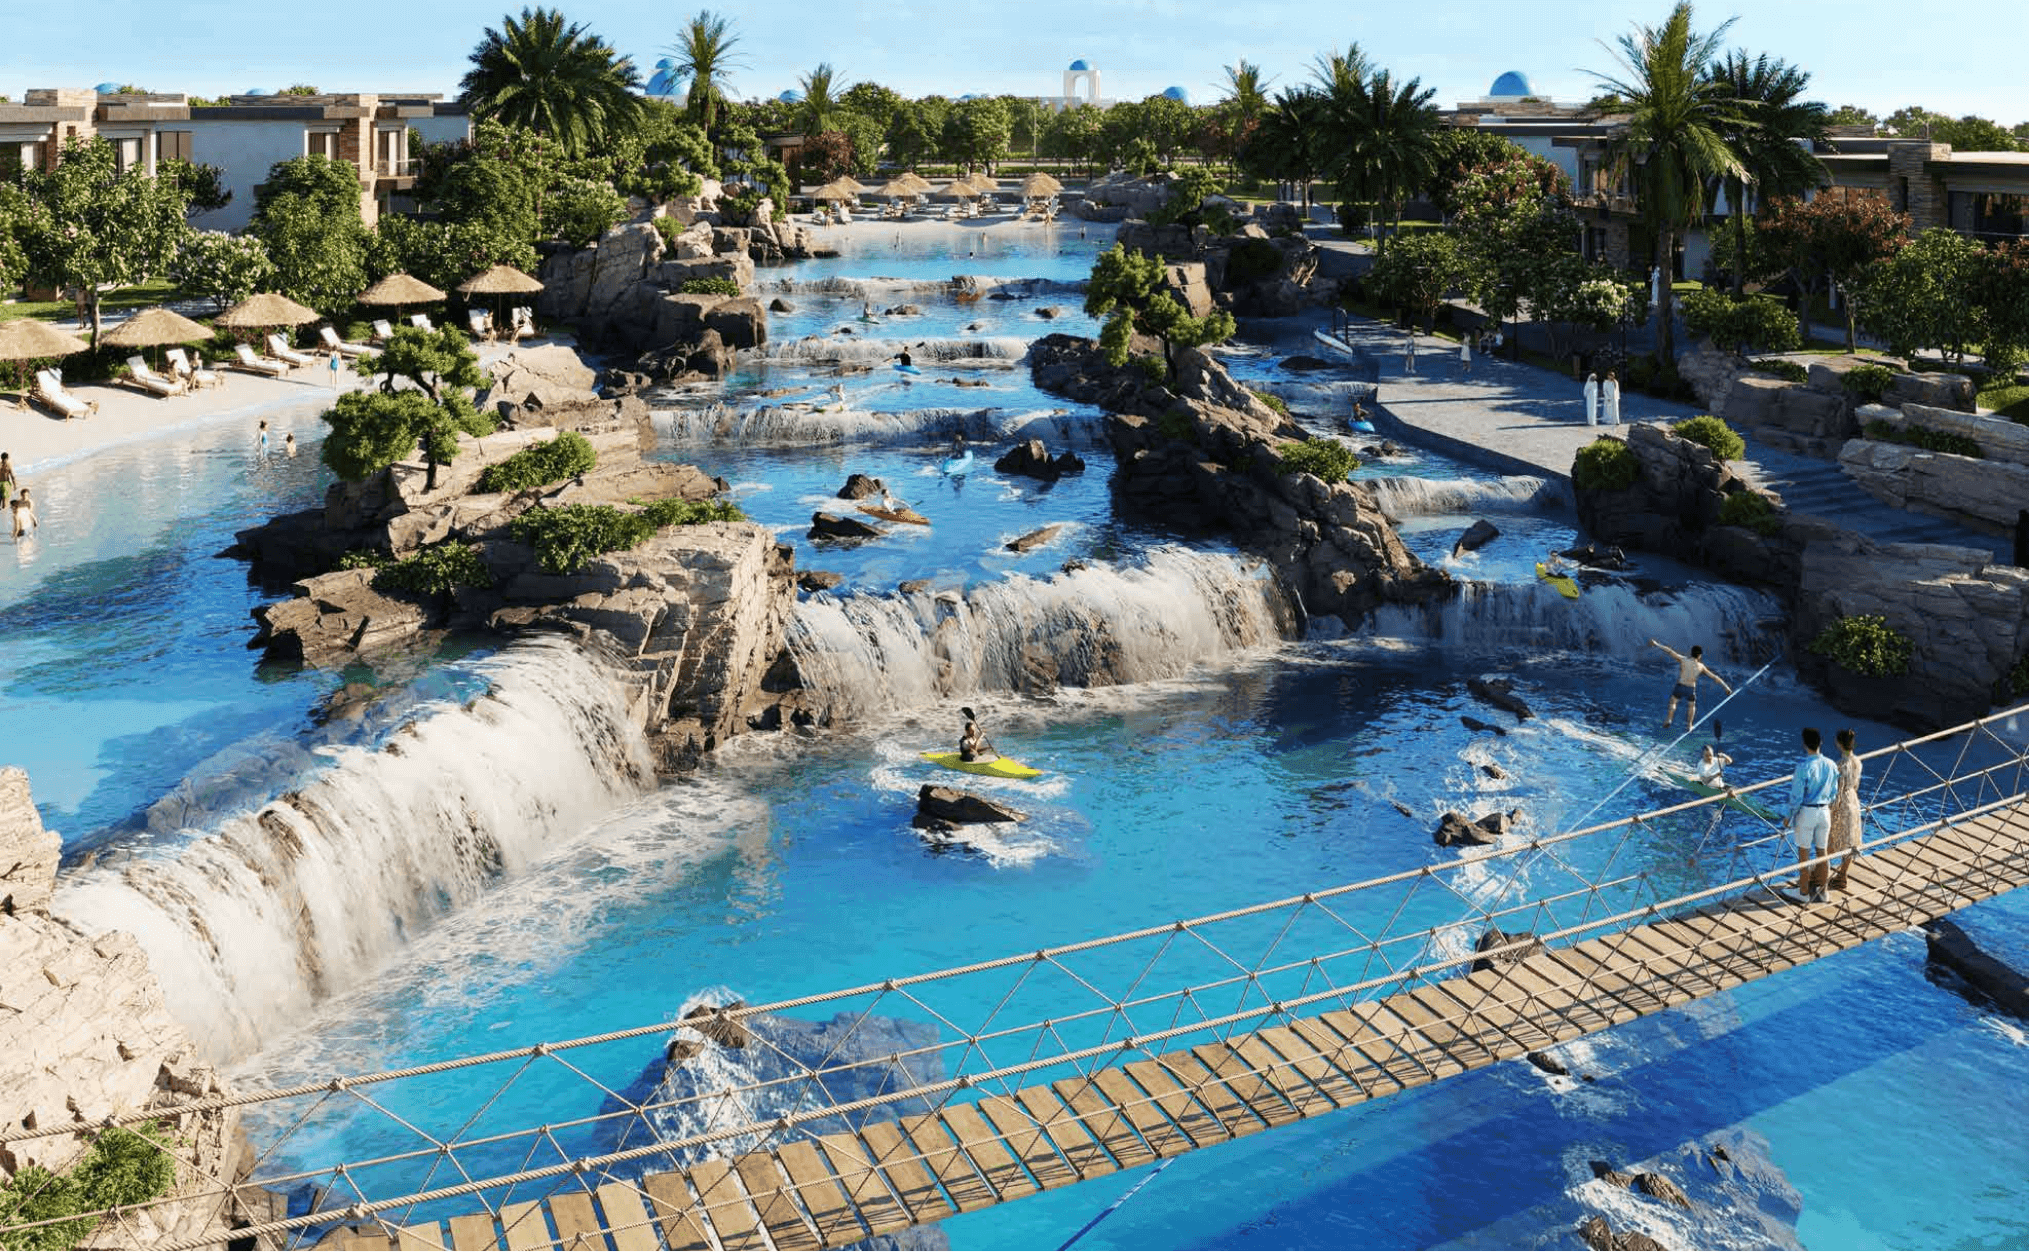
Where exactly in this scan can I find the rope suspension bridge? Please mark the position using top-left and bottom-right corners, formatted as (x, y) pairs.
(9, 708), (2029, 1251)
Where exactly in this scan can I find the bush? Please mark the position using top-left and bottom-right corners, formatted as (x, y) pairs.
(1842, 363), (1896, 404)
(1751, 358), (1809, 384)
(1249, 388), (1289, 417)
(511, 498), (744, 574)
(373, 542), (494, 596)
(1681, 287), (1803, 356)
(547, 177), (629, 249)
(1133, 354), (1169, 385)
(652, 216), (685, 247)
(1673, 415), (1747, 462)
(1573, 437), (1639, 491)
(1276, 438), (1359, 482)
(0, 1124), (176, 1251)
(1809, 614), (1914, 678)
(1622, 355), (1696, 401)
(336, 549), (386, 570)
(1224, 238), (1284, 286)
(678, 276), (742, 297)
(1718, 489), (1781, 536)
(1862, 419), (1983, 458)
(1155, 407), (1196, 442)
(476, 432), (598, 493)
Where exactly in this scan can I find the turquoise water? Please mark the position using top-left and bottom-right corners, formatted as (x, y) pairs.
(4, 223), (2026, 1249)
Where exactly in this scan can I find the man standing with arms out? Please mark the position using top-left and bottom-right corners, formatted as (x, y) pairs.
(1785, 727), (1840, 903)
(1647, 638), (1733, 730)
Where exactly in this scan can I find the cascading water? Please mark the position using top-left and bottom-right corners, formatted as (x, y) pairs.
(1368, 474), (1573, 517)
(768, 275), (1086, 299)
(53, 639), (656, 1060)
(1364, 579), (1784, 666)
(653, 403), (1101, 448)
(787, 547), (1300, 720)
(762, 336), (1030, 365)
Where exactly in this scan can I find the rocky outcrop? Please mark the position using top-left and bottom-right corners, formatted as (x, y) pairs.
(1113, 220), (1324, 317)
(1435, 810), (1516, 848)
(1029, 334), (1450, 627)
(914, 786), (1025, 831)
(1471, 924), (1542, 971)
(1840, 402), (2029, 536)
(1005, 524), (1063, 553)
(1924, 915), (2029, 1019)
(1, 769), (256, 1248)
(1467, 676), (1533, 720)
(536, 218), (774, 374)
(993, 440), (1086, 481)
(809, 512), (884, 542)
(1075, 172), (1176, 222)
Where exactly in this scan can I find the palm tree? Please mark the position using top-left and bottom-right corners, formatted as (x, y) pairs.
(1588, 1), (1748, 365)
(458, 7), (643, 156)
(1247, 87), (1331, 214)
(670, 10), (744, 136)
(1707, 50), (1829, 294)
(1222, 59), (1273, 125)
(796, 63), (844, 138)
(1329, 69), (1441, 247)
(1310, 45), (1371, 98)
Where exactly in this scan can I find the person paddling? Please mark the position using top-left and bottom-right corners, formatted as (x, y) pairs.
(958, 706), (996, 763)
(894, 348), (914, 368)
(1648, 638), (1732, 730)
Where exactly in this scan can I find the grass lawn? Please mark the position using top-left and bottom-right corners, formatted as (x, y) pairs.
(1980, 380), (2029, 421)
(0, 278), (187, 324)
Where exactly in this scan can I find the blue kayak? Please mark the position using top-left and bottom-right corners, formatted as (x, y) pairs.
(1349, 419), (1376, 434)
(895, 363), (921, 375)
(942, 450), (975, 475)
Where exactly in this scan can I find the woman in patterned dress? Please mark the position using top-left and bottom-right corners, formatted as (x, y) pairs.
(1828, 728), (1862, 891)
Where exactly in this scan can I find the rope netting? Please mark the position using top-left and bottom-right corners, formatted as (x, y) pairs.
(6, 706), (2028, 1251)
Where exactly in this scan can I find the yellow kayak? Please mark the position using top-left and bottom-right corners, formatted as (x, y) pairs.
(1536, 562), (1580, 600)
(920, 751), (1044, 779)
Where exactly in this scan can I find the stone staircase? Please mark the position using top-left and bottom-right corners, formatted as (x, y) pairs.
(1740, 443), (2010, 562)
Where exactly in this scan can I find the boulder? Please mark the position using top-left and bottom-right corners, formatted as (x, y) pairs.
(1471, 924), (1542, 971)
(885, 304), (922, 316)
(1453, 518), (1500, 557)
(897, 578), (933, 595)
(797, 570), (844, 593)
(1160, 261), (1215, 319)
(1035, 306), (1064, 320)
(1434, 810), (1516, 848)
(1885, 369), (1976, 413)
(1577, 1216), (1666, 1252)
(1460, 715), (1507, 737)
(1525, 1050), (1568, 1076)
(252, 566), (437, 665)
(1481, 763), (1508, 781)
(657, 253), (755, 294)
(915, 785), (1025, 826)
(1006, 524), (1063, 553)
(584, 222), (665, 318)
(1924, 916), (2029, 1019)
(808, 512), (884, 542)
(769, 297), (795, 313)
(993, 440), (1086, 481)
(838, 474), (886, 500)
(682, 1000), (751, 1049)
(1467, 676), (1534, 720)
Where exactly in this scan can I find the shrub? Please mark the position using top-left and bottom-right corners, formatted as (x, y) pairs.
(678, 276), (742, 297)
(373, 542), (493, 596)
(1622, 355), (1696, 401)
(651, 216), (685, 247)
(1155, 407), (1196, 442)
(476, 432), (598, 493)
(1843, 363), (1896, 404)
(547, 177), (629, 249)
(1681, 287), (1803, 355)
(637, 496), (744, 528)
(1673, 415), (1747, 462)
(1751, 358), (1809, 384)
(336, 549), (386, 570)
(1276, 438), (1359, 482)
(1224, 238), (1284, 286)
(1862, 419), (1983, 458)
(1573, 437), (1639, 491)
(511, 498), (744, 574)
(1133, 354), (1169, 385)
(1249, 388), (1289, 417)
(1809, 614), (1914, 678)
(0, 1124), (177, 1251)
(1718, 489), (1781, 536)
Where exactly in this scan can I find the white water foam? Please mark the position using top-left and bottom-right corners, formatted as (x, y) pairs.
(1363, 580), (1782, 668)
(56, 639), (656, 1060)
(769, 275), (1086, 299)
(788, 547), (1300, 721)
(763, 336), (1029, 366)
(1368, 474), (1572, 518)
(654, 403), (1100, 448)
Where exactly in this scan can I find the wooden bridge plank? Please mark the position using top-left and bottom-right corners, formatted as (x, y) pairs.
(497, 1200), (552, 1251)
(640, 1171), (713, 1251)
(1011, 1084), (1118, 1179)
(1255, 1024), (1364, 1109)
(394, 1224), (446, 1251)
(1352, 998), (1467, 1082)
(1150, 1052), (1273, 1138)
(1315, 1007), (1444, 1090)
(1190, 1042), (1305, 1126)
(901, 1114), (996, 1214)
(860, 1119), (958, 1224)
(813, 1133), (911, 1240)
(939, 1103), (1040, 1201)
(346, 1232), (392, 1251)
(1053, 1077), (1157, 1169)
(1091, 1067), (1191, 1157)
(591, 1184), (656, 1252)
(445, 1213), (499, 1251)
(976, 1095), (1078, 1190)
(1455, 968), (1593, 1049)
(1123, 1059), (1241, 1147)
(547, 1191), (605, 1252)
(1285, 1015), (1393, 1098)
(776, 1138), (870, 1248)
(733, 1152), (818, 1251)
(688, 1157), (765, 1251)
(1228, 1034), (1335, 1119)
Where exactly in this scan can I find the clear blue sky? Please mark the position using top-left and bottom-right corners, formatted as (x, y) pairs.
(4, 0), (2023, 123)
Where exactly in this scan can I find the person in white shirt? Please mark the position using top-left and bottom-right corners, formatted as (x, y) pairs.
(1647, 639), (1733, 729)
(1602, 370), (1623, 425)
(1583, 373), (1600, 426)
(1786, 727), (1841, 902)
(1694, 744), (1734, 786)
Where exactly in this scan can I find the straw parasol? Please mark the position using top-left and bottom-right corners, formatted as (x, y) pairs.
(894, 171), (934, 194)
(0, 319), (89, 403)
(357, 272), (448, 308)
(964, 171), (1001, 195)
(456, 264), (546, 327)
(1020, 172), (1063, 200)
(101, 306), (215, 373)
(873, 177), (920, 200)
(812, 177), (862, 203)
(217, 292), (320, 329)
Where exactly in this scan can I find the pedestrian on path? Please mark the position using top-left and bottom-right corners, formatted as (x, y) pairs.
(1402, 330), (1417, 375)
(1603, 370), (1623, 426)
(1583, 373), (1600, 426)
(1458, 336), (1472, 376)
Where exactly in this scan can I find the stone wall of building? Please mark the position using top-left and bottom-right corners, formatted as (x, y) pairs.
(1887, 140), (1952, 232)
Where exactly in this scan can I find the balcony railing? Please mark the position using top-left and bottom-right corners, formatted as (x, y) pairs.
(373, 158), (417, 179)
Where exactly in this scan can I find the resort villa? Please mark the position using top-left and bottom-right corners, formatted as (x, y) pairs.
(0, 87), (472, 232)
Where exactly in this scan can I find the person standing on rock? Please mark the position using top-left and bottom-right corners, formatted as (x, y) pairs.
(1647, 638), (1732, 730)
(1785, 727), (1840, 903)
(1603, 370), (1623, 426)
(1583, 372), (1600, 426)
(1827, 728), (1863, 892)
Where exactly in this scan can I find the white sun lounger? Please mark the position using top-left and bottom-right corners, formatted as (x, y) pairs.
(319, 326), (372, 358)
(371, 319), (396, 342)
(508, 306), (536, 343)
(233, 343), (291, 378)
(466, 308), (495, 341)
(34, 369), (97, 419)
(266, 334), (315, 368)
(409, 313), (435, 332)
(166, 347), (221, 390)
(123, 355), (185, 397)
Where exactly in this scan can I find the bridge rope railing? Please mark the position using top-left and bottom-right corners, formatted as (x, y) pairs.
(4, 706), (2027, 1250)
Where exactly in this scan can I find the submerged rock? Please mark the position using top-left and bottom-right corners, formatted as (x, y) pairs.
(1577, 1215), (1667, 1251)
(1005, 524), (1063, 553)
(1924, 916), (2029, 1019)
(768, 297), (794, 312)
(915, 785), (1025, 829)
(1453, 518), (1501, 557)
(1471, 923), (1541, 971)
(1467, 676), (1534, 721)
(1524, 1050), (1568, 1076)
(837, 473), (886, 500)
(808, 512), (885, 542)
(1435, 810), (1517, 848)
(1460, 715), (1507, 737)
(797, 570), (845, 593)
(994, 440), (1087, 481)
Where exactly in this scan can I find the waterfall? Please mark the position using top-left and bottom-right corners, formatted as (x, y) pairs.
(53, 639), (655, 1061)
(788, 547), (1300, 720)
(1364, 580), (1784, 667)
(762, 336), (1030, 365)
(653, 403), (1101, 449)
(1368, 475), (1572, 517)
(1249, 378), (1379, 415)
(768, 275), (1086, 299)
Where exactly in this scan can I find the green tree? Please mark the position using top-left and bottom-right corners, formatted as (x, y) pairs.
(170, 230), (275, 311)
(1364, 229), (1468, 328)
(833, 110), (884, 178)
(942, 96), (1013, 172)
(459, 7), (643, 156)
(1003, 96), (1046, 162)
(840, 82), (904, 131)
(1825, 103), (1878, 132)
(1974, 239), (2029, 377)
(1680, 286), (1803, 355)
(1706, 51), (1828, 294)
(546, 176), (628, 246)
(18, 135), (193, 345)
(1244, 87), (1330, 213)
(1861, 226), (1987, 363)
(1453, 160), (1582, 345)
(158, 157), (232, 216)
(795, 63), (844, 137)
(438, 153), (541, 244)
(1221, 59), (1273, 131)
(0, 183), (29, 291)
(1588, 0), (1748, 366)
(1325, 68), (1443, 245)
(333, 325), (495, 489)
(1042, 104), (1105, 177)
(669, 10), (744, 136)
(886, 97), (947, 169)
(1083, 243), (1236, 369)
(1758, 193), (1909, 348)
(802, 131), (855, 182)
(1136, 94), (1196, 164)
(279, 84), (319, 96)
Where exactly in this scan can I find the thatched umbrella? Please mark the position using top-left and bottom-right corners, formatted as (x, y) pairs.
(812, 178), (862, 203)
(894, 171), (934, 194)
(355, 273), (448, 328)
(0, 319), (89, 403)
(873, 177), (919, 200)
(457, 264), (546, 330)
(963, 171), (1001, 196)
(101, 306), (214, 373)
(1020, 172), (1063, 200)
(218, 293), (320, 329)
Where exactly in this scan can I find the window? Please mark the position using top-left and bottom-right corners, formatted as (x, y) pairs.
(159, 131), (192, 162)
(307, 130), (337, 159)
(113, 137), (141, 172)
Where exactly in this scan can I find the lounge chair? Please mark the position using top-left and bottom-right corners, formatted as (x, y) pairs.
(466, 309), (496, 342)
(166, 348), (221, 390)
(509, 307), (537, 344)
(123, 355), (185, 397)
(371, 319), (396, 342)
(318, 326), (372, 359)
(409, 313), (435, 332)
(266, 334), (315, 369)
(232, 343), (291, 378)
(34, 369), (97, 419)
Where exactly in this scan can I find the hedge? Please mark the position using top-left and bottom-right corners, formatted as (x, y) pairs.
(1863, 419), (1983, 458)
(679, 276), (742, 297)
(511, 498), (745, 574)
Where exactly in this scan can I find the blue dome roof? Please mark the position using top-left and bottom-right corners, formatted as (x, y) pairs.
(778, 89), (804, 103)
(645, 70), (683, 97)
(959, 93), (979, 101)
(1162, 85), (1190, 103)
(244, 88), (272, 96)
(1068, 59), (1091, 71)
(654, 57), (675, 69)
(93, 81), (124, 95)
(1489, 70), (1534, 98)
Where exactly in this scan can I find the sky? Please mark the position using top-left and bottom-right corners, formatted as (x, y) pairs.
(4, 0), (2025, 124)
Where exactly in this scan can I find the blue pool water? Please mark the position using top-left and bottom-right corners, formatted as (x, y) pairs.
(4, 222), (2026, 1250)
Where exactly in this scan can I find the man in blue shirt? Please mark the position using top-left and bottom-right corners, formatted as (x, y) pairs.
(1785, 727), (1841, 902)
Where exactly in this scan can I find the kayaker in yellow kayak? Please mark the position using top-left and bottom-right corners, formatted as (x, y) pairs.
(959, 706), (997, 763)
